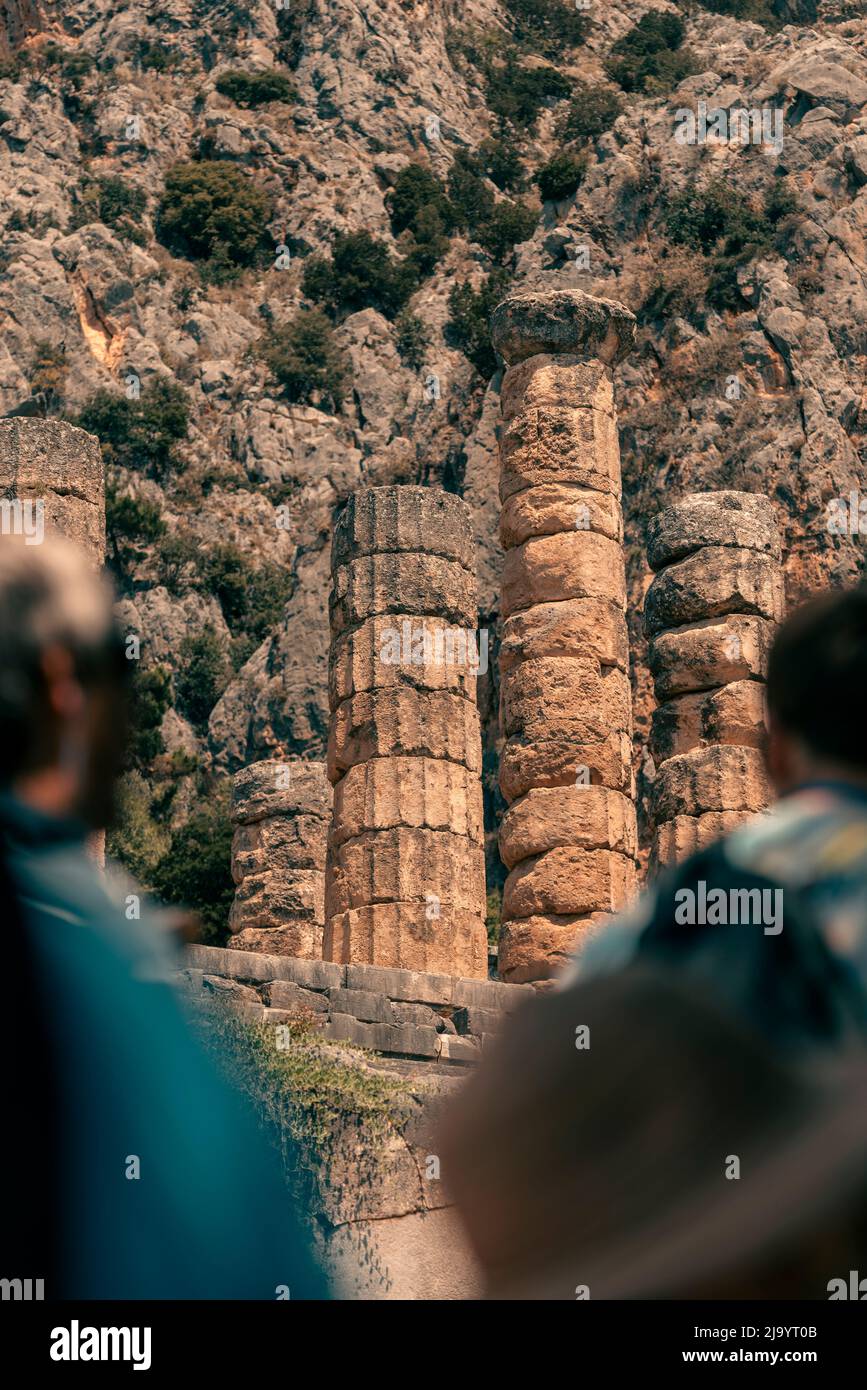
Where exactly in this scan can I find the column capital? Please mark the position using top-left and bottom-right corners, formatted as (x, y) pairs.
(491, 289), (636, 367)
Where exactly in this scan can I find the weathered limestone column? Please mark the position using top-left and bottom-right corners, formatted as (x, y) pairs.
(0, 418), (105, 560)
(324, 486), (488, 979)
(229, 757), (331, 957)
(646, 491), (784, 867)
(1, 419), (106, 861)
(490, 290), (638, 984)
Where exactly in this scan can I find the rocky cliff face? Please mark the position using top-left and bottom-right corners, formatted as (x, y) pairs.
(2, 0), (865, 923)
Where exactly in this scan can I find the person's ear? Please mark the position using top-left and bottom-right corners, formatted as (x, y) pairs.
(40, 645), (86, 722)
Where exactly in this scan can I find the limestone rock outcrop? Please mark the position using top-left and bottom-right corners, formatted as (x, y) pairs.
(0, 418), (105, 562)
(229, 757), (331, 958)
(646, 492), (784, 867)
(492, 290), (638, 984)
(324, 486), (487, 979)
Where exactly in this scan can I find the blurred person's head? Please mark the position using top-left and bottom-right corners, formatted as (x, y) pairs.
(766, 586), (867, 795)
(0, 535), (129, 829)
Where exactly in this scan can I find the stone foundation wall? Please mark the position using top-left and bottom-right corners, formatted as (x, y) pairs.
(645, 491), (785, 867)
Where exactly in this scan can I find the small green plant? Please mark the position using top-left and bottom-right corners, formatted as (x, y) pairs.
(695, 0), (780, 26)
(447, 269), (510, 378)
(476, 199), (537, 262)
(154, 532), (199, 595)
(534, 149), (587, 202)
(663, 178), (796, 311)
(106, 482), (167, 588)
(215, 68), (297, 107)
(175, 625), (230, 731)
(107, 769), (172, 884)
(257, 309), (349, 411)
(195, 542), (293, 642)
(135, 39), (178, 72)
(29, 339), (67, 413)
(485, 51), (571, 130)
(502, 0), (589, 58)
(77, 378), (190, 481)
(126, 664), (172, 769)
(71, 175), (148, 244)
(386, 162), (453, 271)
(447, 149), (496, 233)
(157, 160), (273, 280)
(301, 230), (417, 320)
(394, 310), (431, 371)
(556, 81), (623, 142)
(478, 134), (525, 192)
(605, 13), (697, 96)
(151, 780), (235, 946)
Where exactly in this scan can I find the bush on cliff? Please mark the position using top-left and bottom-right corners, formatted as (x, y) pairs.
(150, 781), (235, 946)
(301, 230), (417, 319)
(215, 68), (297, 107)
(556, 81), (623, 142)
(157, 160), (273, 279)
(534, 149), (587, 202)
(257, 308), (349, 411)
(447, 269), (510, 378)
(71, 175), (148, 244)
(605, 13), (697, 95)
(77, 378), (190, 481)
(503, 0), (589, 58)
(175, 625), (230, 731)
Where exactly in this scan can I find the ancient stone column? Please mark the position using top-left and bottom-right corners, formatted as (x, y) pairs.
(645, 491), (784, 867)
(324, 486), (488, 979)
(490, 290), (638, 985)
(0, 417), (105, 560)
(229, 757), (330, 957)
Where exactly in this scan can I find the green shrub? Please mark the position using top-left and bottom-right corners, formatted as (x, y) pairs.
(127, 664), (172, 769)
(605, 13), (697, 95)
(196, 542), (293, 641)
(175, 625), (230, 731)
(485, 51), (571, 130)
(394, 310), (431, 370)
(150, 782), (235, 946)
(215, 68), (297, 107)
(386, 163), (453, 272)
(154, 531), (200, 595)
(258, 308), (348, 411)
(157, 160), (273, 279)
(663, 179), (793, 311)
(71, 175), (148, 243)
(476, 199), (537, 262)
(479, 134), (525, 192)
(534, 149), (587, 202)
(77, 378), (190, 481)
(696, 0), (779, 26)
(107, 769), (171, 884)
(135, 39), (178, 72)
(275, 0), (317, 70)
(557, 81), (623, 142)
(503, 0), (588, 58)
(106, 483), (167, 588)
(301, 230), (417, 319)
(447, 149), (496, 233)
(447, 269), (510, 378)
(29, 339), (67, 412)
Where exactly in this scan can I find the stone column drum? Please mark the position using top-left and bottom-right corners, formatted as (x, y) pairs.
(229, 757), (331, 957)
(645, 491), (784, 867)
(490, 290), (639, 985)
(323, 486), (488, 979)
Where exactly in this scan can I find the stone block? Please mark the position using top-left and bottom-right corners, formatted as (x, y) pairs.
(500, 728), (635, 803)
(262, 1007), (327, 1029)
(502, 847), (637, 919)
(651, 745), (772, 823)
(328, 986), (397, 1025)
(228, 867), (324, 929)
(330, 756), (484, 845)
(450, 977), (535, 1010)
(647, 491), (781, 572)
(498, 597), (628, 675)
(269, 979), (330, 1012)
(434, 1034), (481, 1064)
(649, 615), (775, 699)
(453, 1005), (503, 1037)
(490, 289), (636, 367)
(650, 691), (706, 765)
(328, 614), (480, 708)
(329, 553), (476, 636)
(0, 419), (105, 558)
(644, 547), (785, 636)
(325, 827), (486, 915)
(231, 758), (331, 824)
(499, 406), (621, 502)
(186, 944), (345, 990)
(501, 531), (626, 617)
(500, 658), (632, 744)
(327, 687), (482, 779)
(231, 815), (328, 881)
(229, 924), (324, 958)
(322, 1013), (441, 1058)
(651, 681), (767, 763)
(500, 354), (615, 422)
(651, 810), (749, 868)
(497, 913), (610, 984)
(498, 785), (637, 869)
(325, 903), (488, 979)
(331, 485), (475, 571)
(499, 483), (622, 548)
(344, 962), (454, 1005)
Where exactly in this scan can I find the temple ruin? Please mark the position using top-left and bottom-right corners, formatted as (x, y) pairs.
(645, 491), (785, 867)
(489, 290), (639, 983)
